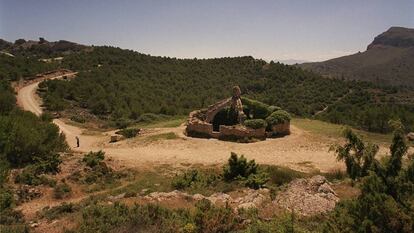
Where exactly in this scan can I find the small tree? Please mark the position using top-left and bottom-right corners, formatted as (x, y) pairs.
(223, 152), (258, 181)
(333, 128), (380, 180)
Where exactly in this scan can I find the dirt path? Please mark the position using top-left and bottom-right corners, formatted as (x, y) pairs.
(16, 78), (342, 172)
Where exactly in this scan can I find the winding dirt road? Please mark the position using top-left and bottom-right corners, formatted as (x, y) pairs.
(16, 78), (342, 172)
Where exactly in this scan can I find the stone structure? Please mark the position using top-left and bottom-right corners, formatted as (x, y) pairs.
(185, 86), (290, 141)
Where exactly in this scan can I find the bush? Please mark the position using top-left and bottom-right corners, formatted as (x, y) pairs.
(116, 128), (140, 138)
(223, 152), (258, 181)
(244, 119), (267, 129)
(265, 110), (291, 127)
(268, 105), (282, 113)
(171, 169), (218, 190)
(41, 202), (77, 220)
(0, 109), (67, 171)
(70, 115), (86, 123)
(334, 128), (380, 180)
(53, 182), (72, 199)
(241, 97), (270, 119)
(245, 173), (269, 189)
(82, 151), (105, 168)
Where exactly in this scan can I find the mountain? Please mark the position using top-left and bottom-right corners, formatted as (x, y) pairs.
(274, 59), (308, 65)
(299, 27), (414, 87)
(0, 38), (90, 58)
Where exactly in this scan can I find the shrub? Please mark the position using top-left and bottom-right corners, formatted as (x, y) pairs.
(116, 128), (140, 138)
(268, 105), (282, 113)
(41, 202), (77, 220)
(70, 115), (86, 123)
(241, 97), (270, 119)
(0, 109), (67, 170)
(244, 119), (267, 129)
(333, 128), (380, 180)
(245, 173), (269, 189)
(265, 110), (291, 126)
(223, 152), (258, 181)
(82, 151), (105, 168)
(171, 169), (218, 190)
(53, 182), (72, 199)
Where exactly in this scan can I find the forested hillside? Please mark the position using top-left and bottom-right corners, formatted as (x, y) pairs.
(1, 38), (413, 133)
(38, 46), (414, 133)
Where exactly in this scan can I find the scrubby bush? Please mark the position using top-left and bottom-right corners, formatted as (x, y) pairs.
(223, 152), (258, 181)
(0, 109), (67, 170)
(116, 128), (140, 138)
(244, 173), (269, 189)
(268, 105), (282, 113)
(244, 119), (267, 129)
(40, 202), (77, 220)
(265, 110), (291, 127)
(333, 128), (380, 180)
(70, 115), (86, 123)
(53, 182), (72, 199)
(172, 169), (218, 190)
(82, 151), (105, 168)
(242, 97), (270, 119)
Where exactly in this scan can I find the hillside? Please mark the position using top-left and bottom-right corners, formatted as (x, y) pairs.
(1, 38), (414, 133)
(36, 46), (413, 133)
(299, 27), (414, 87)
(0, 38), (89, 58)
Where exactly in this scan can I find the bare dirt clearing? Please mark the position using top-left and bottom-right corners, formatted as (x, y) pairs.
(17, 78), (347, 172)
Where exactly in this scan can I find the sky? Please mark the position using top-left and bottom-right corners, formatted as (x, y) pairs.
(1, 0), (413, 62)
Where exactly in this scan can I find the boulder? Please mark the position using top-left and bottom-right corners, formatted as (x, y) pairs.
(274, 176), (339, 216)
(407, 132), (414, 141)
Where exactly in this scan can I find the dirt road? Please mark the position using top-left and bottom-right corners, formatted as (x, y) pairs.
(17, 79), (342, 172)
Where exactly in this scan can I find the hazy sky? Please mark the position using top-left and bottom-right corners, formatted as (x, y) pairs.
(1, 0), (413, 61)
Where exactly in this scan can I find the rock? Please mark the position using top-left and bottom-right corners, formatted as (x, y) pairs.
(318, 183), (336, 194)
(192, 193), (206, 201)
(407, 132), (414, 141)
(238, 202), (257, 210)
(206, 193), (231, 204)
(16, 185), (42, 203)
(274, 175), (339, 216)
(108, 193), (126, 201)
(30, 222), (40, 228)
(144, 190), (191, 201)
(110, 135), (123, 143)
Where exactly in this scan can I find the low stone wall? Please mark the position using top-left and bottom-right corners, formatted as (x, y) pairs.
(186, 121), (214, 138)
(219, 125), (266, 140)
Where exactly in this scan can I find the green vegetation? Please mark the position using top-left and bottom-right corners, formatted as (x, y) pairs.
(223, 152), (269, 189)
(144, 132), (179, 142)
(0, 54), (58, 81)
(34, 46), (414, 133)
(82, 151), (105, 167)
(265, 110), (291, 127)
(116, 127), (140, 138)
(0, 62), (66, 230)
(244, 119), (267, 129)
(53, 182), (72, 199)
(325, 126), (414, 232)
(171, 169), (219, 191)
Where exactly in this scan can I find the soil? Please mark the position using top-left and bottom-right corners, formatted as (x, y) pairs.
(17, 79), (345, 173)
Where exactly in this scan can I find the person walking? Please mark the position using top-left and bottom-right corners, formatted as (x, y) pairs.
(75, 136), (80, 148)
